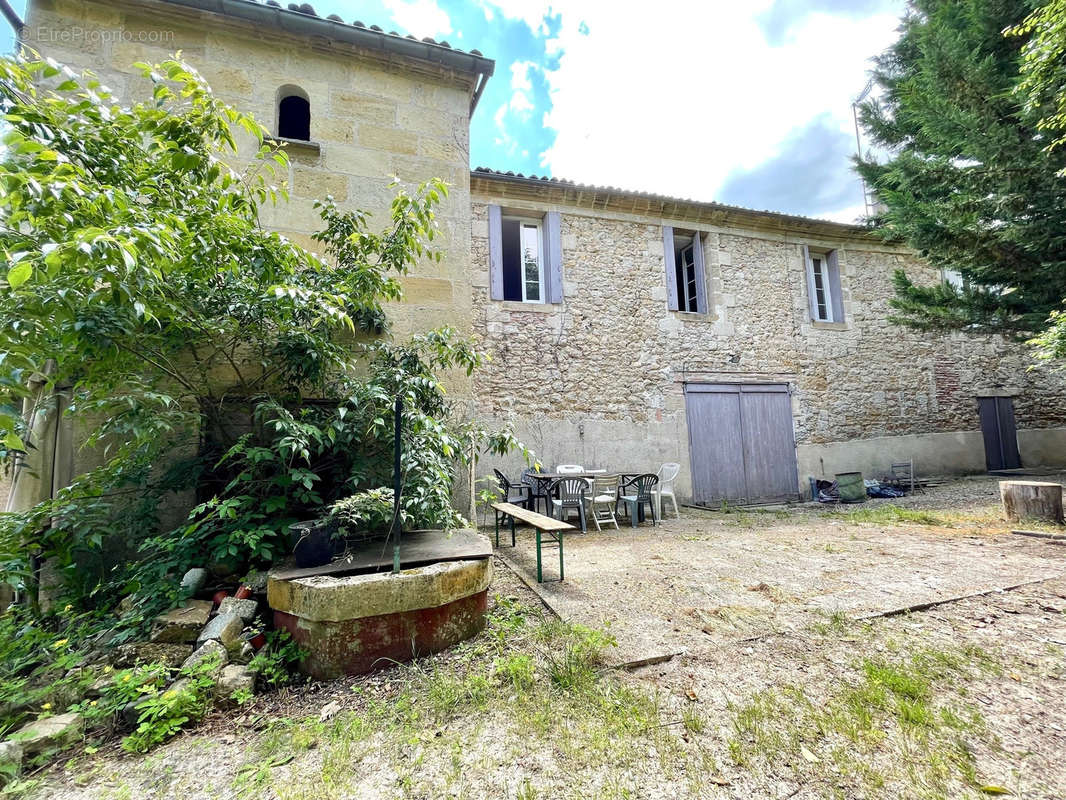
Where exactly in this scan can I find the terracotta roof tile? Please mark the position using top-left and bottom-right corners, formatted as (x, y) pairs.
(161, 0), (492, 63)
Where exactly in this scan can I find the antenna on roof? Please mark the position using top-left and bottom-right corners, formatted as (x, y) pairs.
(852, 77), (876, 219)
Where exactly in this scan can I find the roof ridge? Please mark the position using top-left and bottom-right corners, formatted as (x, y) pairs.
(472, 166), (869, 230)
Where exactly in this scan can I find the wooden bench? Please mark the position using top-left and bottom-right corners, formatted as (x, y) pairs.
(491, 501), (575, 582)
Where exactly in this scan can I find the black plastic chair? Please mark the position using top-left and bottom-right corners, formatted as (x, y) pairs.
(521, 467), (549, 514)
(619, 473), (658, 528)
(494, 468), (531, 509)
(549, 477), (588, 533)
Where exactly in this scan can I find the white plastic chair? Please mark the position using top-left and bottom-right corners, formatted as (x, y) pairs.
(556, 464), (584, 474)
(589, 474), (620, 531)
(654, 462), (681, 520)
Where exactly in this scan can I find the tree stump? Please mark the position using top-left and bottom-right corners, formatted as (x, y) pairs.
(1000, 481), (1065, 525)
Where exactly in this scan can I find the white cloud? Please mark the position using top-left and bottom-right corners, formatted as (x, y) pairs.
(510, 60), (537, 92)
(509, 90), (534, 118)
(382, 0), (452, 38)
(481, 0), (903, 222)
(478, 0), (553, 35)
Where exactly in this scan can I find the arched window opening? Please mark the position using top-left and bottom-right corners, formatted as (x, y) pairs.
(278, 93), (311, 141)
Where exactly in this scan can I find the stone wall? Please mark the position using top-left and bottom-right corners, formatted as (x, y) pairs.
(26, 0), (476, 346)
(469, 189), (1066, 499)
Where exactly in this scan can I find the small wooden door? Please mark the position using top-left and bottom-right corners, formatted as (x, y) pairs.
(978, 396), (1021, 471)
(685, 383), (799, 505)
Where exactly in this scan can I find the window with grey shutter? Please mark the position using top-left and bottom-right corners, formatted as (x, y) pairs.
(488, 205), (504, 300)
(664, 226), (707, 313)
(663, 226), (679, 311)
(544, 211), (563, 303)
(487, 207), (564, 304)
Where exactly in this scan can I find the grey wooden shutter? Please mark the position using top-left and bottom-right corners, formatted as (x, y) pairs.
(663, 226), (678, 311)
(826, 249), (844, 323)
(488, 204), (503, 301)
(545, 211), (563, 304)
(802, 244), (819, 321)
(691, 231), (708, 314)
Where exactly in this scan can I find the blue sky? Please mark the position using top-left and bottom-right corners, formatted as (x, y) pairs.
(1, 0), (905, 222)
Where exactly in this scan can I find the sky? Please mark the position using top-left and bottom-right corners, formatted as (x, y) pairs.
(0, 0), (906, 223)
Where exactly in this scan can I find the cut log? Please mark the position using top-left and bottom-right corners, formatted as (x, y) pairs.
(1000, 481), (1064, 525)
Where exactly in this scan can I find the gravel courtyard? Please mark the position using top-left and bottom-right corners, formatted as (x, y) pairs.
(496, 473), (1066, 666)
(34, 474), (1066, 800)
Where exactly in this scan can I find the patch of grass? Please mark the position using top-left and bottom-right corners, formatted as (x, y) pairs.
(681, 705), (704, 734)
(228, 601), (707, 800)
(726, 644), (1004, 797)
(837, 504), (948, 526)
(808, 609), (851, 636)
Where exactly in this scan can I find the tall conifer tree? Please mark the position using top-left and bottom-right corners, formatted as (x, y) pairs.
(857, 0), (1066, 341)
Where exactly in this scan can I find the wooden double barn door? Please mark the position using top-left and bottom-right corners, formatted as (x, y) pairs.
(684, 383), (800, 506)
(977, 396), (1021, 471)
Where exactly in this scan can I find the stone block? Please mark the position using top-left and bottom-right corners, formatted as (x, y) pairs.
(151, 600), (212, 643)
(180, 568), (208, 595)
(113, 642), (193, 669)
(216, 665), (255, 701)
(268, 549), (491, 623)
(196, 612), (243, 647)
(292, 167), (349, 202)
(330, 90), (397, 125)
(358, 125), (418, 155)
(399, 277), (453, 306)
(11, 713), (83, 757)
(217, 597), (258, 624)
(181, 640), (228, 673)
(0, 740), (22, 777)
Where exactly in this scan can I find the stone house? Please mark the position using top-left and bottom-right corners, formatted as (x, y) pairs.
(23, 0), (1066, 507)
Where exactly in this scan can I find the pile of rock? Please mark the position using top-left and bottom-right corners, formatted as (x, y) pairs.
(0, 569), (269, 779)
(147, 568), (265, 702)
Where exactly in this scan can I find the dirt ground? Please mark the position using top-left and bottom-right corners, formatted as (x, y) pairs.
(31, 474), (1066, 800)
(495, 473), (1066, 666)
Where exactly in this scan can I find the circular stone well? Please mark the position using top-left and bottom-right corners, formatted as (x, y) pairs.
(267, 550), (492, 679)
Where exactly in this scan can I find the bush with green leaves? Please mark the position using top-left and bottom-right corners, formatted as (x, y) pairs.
(328, 487), (400, 537)
(0, 52), (532, 615)
(121, 654), (221, 753)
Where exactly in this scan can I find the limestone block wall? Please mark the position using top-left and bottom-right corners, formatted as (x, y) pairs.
(470, 192), (1066, 499)
(25, 0), (476, 347)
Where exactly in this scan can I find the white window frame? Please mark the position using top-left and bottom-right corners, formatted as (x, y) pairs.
(507, 216), (545, 305)
(678, 243), (699, 313)
(808, 251), (835, 322)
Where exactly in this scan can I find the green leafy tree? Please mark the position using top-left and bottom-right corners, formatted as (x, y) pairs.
(1012, 0), (1066, 164)
(1010, 0), (1066, 360)
(0, 54), (527, 612)
(856, 0), (1066, 345)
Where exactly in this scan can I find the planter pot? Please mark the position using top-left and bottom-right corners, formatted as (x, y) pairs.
(234, 585), (253, 600)
(290, 520), (342, 569)
(212, 590), (229, 607)
(247, 632), (267, 650)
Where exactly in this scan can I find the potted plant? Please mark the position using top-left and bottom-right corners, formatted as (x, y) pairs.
(288, 488), (402, 568)
(289, 516), (343, 569)
(327, 487), (402, 545)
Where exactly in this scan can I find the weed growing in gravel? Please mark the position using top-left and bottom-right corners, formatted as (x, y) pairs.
(230, 596), (710, 799)
(837, 505), (948, 526)
(726, 643), (1002, 797)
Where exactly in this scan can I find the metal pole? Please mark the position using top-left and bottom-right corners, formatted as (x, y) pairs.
(852, 103), (870, 219)
(392, 396), (402, 574)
